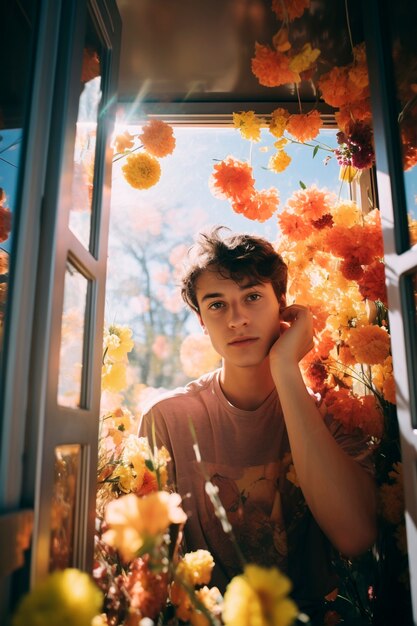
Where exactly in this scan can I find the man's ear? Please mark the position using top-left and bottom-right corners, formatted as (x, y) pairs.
(196, 311), (208, 335)
(279, 294), (287, 309)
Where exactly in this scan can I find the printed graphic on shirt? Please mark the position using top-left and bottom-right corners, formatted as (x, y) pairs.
(191, 455), (305, 580)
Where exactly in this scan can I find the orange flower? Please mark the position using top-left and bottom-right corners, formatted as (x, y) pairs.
(271, 0), (310, 21)
(358, 260), (388, 305)
(347, 325), (391, 365)
(278, 211), (311, 240)
(0, 249), (8, 275)
(324, 388), (362, 433)
(285, 185), (334, 220)
(139, 119), (176, 158)
(318, 66), (364, 108)
(349, 43), (369, 90)
(359, 395), (384, 438)
(232, 188), (279, 222)
(323, 224), (378, 265)
(0, 205), (12, 243)
(269, 107), (290, 137)
(113, 130), (135, 153)
(210, 157), (255, 201)
(251, 43), (300, 87)
(286, 110), (322, 142)
(335, 98), (373, 133)
(324, 388), (383, 437)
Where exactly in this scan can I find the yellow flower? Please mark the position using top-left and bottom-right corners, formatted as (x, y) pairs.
(177, 550), (215, 586)
(269, 107), (290, 138)
(268, 150), (292, 173)
(289, 43), (321, 73)
(274, 138), (289, 150)
(233, 111), (265, 142)
(101, 361), (127, 393)
(223, 565), (298, 626)
(191, 587), (223, 626)
(372, 356), (396, 404)
(103, 491), (187, 561)
(12, 569), (102, 626)
(339, 165), (360, 183)
(112, 464), (137, 493)
(122, 152), (161, 189)
(104, 325), (134, 361)
(332, 200), (362, 227)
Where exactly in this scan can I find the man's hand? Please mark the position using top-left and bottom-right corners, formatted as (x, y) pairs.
(270, 304), (314, 366)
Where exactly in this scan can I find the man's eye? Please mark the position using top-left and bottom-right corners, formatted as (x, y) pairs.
(247, 293), (261, 302)
(208, 302), (224, 310)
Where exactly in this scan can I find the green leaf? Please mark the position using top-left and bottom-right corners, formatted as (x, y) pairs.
(145, 459), (155, 471)
(313, 145), (319, 158)
(299, 180), (307, 189)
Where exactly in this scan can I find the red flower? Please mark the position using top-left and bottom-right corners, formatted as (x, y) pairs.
(358, 260), (388, 305)
(340, 257), (364, 281)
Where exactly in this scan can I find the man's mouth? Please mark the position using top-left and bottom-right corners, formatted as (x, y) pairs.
(228, 336), (259, 346)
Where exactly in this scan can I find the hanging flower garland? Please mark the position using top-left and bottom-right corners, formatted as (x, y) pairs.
(113, 119), (176, 190)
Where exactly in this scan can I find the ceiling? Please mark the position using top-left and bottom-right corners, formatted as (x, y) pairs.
(115, 0), (364, 121)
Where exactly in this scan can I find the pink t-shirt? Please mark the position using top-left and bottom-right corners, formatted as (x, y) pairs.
(139, 369), (374, 609)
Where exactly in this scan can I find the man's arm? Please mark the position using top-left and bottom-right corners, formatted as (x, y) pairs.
(270, 304), (377, 556)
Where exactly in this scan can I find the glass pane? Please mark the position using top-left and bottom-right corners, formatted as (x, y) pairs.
(385, 0), (417, 247)
(68, 13), (103, 249)
(0, 3), (38, 378)
(408, 272), (417, 429)
(49, 444), (81, 570)
(57, 261), (89, 408)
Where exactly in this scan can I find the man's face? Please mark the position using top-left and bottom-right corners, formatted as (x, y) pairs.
(195, 268), (282, 368)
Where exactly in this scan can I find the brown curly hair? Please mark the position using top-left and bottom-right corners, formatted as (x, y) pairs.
(180, 226), (288, 312)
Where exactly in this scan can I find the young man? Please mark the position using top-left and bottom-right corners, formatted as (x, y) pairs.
(139, 227), (377, 618)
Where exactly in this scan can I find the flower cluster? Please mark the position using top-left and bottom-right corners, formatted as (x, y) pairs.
(274, 182), (411, 621)
(12, 568), (103, 626)
(209, 156), (280, 222)
(101, 324), (134, 394)
(113, 119), (176, 190)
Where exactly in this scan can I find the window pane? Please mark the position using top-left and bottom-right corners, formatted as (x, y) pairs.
(385, 0), (417, 248)
(58, 261), (89, 408)
(49, 444), (81, 570)
(68, 13), (103, 250)
(405, 272), (417, 429)
(0, 3), (39, 381)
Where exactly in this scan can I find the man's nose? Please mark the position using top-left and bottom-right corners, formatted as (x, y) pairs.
(228, 305), (248, 328)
